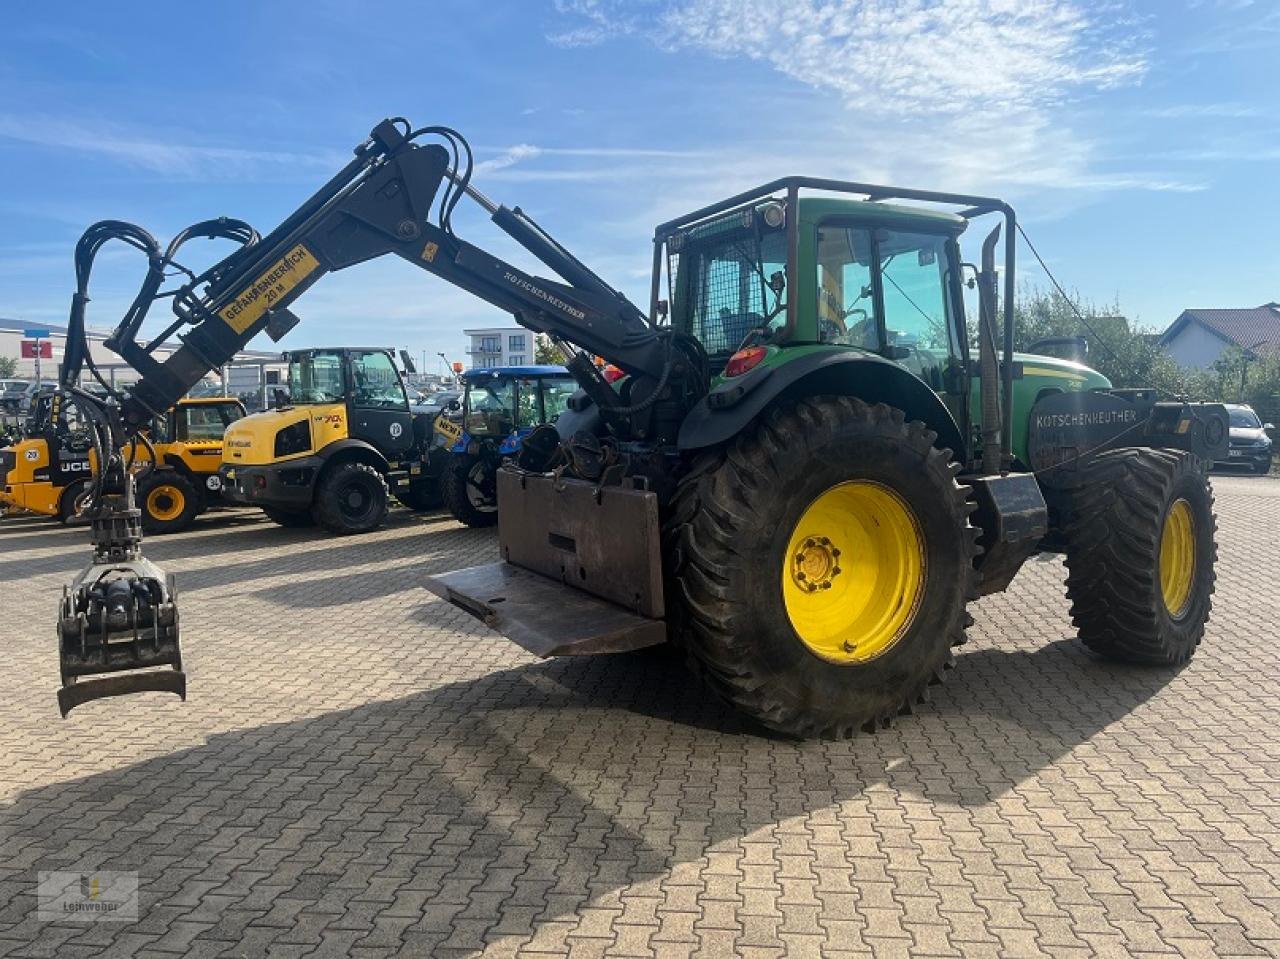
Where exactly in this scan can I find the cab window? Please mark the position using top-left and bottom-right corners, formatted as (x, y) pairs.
(351, 352), (407, 410)
(878, 230), (956, 389)
(515, 379), (540, 428)
(815, 226), (879, 350)
(179, 404), (243, 441)
(540, 377), (577, 424)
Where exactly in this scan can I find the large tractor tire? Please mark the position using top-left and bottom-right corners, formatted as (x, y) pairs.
(394, 477), (442, 512)
(137, 471), (202, 535)
(1058, 448), (1215, 665)
(442, 455), (498, 528)
(667, 397), (980, 738)
(58, 480), (89, 525)
(262, 506), (315, 528)
(312, 461), (389, 535)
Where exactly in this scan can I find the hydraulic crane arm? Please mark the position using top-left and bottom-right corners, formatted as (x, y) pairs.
(54, 118), (696, 716)
(89, 119), (667, 437)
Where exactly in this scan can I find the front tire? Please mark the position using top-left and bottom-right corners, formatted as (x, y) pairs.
(58, 480), (89, 525)
(138, 471), (202, 535)
(442, 455), (498, 528)
(312, 462), (389, 535)
(668, 397), (979, 738)
(1057, 449), (1216, 665)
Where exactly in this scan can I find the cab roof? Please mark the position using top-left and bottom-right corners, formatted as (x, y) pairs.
(459, 365), (569, 382)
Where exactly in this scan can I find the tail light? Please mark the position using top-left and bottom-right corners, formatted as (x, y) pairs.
(724, 346), (767, 378)
(602, 364), (625, 384)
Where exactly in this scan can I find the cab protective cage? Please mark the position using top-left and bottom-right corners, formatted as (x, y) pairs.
(646, 176), (1019, 469)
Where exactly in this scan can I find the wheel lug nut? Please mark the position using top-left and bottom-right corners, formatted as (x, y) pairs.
(796, 571), (806, 580)
(832, 548), (841, 557)
(832, 567), (841, 576)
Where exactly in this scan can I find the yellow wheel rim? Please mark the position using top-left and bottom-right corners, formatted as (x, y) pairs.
(782, 480), (926, 664)
(1159, 498), (1196, 618)
(146, 485), (185, 522)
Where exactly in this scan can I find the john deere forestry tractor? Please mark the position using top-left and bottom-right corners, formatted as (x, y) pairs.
(51, 119), (1227, 730)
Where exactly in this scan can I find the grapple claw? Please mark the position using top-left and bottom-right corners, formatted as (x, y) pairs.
(56, 461), (184, 716)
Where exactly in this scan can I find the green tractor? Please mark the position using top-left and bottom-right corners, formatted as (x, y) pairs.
(429, 179), (1227, 738)
(51, 120), (1226, 726)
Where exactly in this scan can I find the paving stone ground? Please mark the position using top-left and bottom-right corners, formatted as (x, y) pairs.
(0, 473), (1277, 958)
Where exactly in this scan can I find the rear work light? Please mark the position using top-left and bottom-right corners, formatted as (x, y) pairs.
(724, 346), (767, 377)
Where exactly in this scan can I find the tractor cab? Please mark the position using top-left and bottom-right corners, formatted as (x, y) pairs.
(452, 366), (576, 454)
(438, 366), (575, 526)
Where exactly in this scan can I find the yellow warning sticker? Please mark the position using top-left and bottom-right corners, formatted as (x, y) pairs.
(219, 245), (320, 334)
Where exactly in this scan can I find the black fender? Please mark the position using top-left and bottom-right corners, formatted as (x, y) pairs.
(677, 351), (966, 457)
(316, 438), (390, 472)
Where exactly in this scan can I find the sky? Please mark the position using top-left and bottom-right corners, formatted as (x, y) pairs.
(1, 0), (1277, 377)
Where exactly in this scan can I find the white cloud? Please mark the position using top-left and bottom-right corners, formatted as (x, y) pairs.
(542, 0), (1200, 203)
(550, 0), (1146, 115)
(0, 114), (345, 179)
(1145, 103), (1259, 118)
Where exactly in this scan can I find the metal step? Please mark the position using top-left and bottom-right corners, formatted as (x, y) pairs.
(425, 562), (666, 658)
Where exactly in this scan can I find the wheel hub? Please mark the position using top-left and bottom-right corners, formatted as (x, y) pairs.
(791, 537), (842, 593)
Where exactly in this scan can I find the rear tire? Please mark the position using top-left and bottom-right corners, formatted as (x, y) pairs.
(442, 455), (498, 528)
(1057, 448), (1216, 665)
(138, 471), (202, 535)
(667, 397), (979, 738)
(262, 506), (315, 528)
(312, 461), (388, 535)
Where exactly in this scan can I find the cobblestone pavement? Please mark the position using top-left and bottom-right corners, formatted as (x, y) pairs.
(0, 474), (1277, 958)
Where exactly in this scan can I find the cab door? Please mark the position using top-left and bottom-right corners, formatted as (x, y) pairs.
(346, 350), (413, 457)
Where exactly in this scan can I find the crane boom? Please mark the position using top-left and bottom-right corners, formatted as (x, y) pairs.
(54, 118), (698, 715)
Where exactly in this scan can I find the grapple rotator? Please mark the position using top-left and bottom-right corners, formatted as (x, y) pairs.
(57, 454), (183, 716)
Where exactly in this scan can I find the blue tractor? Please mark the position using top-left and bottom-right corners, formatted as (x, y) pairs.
(438, 365), (576, 527)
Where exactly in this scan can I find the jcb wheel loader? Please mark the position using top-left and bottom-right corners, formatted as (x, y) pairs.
(48, 120), (1227, 733)
(1, 390), (244, 534)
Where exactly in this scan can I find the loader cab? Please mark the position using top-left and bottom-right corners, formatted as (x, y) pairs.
(151, 398), (246, 445)
(285, 347), (413, 457)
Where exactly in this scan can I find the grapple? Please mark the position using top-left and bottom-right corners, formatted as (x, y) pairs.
(56, 472), (184, 717)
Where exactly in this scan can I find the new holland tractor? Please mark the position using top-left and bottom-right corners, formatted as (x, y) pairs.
(48, 119), (1226, 730)
(437, 365), (576, 526)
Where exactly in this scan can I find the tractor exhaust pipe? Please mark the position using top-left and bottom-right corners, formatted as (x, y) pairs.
(977, 225), (1003, 476)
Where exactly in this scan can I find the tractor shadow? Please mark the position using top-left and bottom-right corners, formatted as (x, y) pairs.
(0, 637), (1178, 954)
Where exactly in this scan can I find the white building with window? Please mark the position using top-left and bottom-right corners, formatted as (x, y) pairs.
(463, 327), (532, 368)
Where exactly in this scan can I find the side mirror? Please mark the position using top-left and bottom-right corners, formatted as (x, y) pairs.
(445, 399), (461, 412)
(400, 350), (417, 374)
(768, 271), (786, 295)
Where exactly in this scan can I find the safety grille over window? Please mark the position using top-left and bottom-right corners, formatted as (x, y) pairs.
(668, 211), (786, 357)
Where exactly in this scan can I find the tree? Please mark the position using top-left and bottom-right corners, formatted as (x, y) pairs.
(534, 333), (566, 365)
(0, 356), (17, 377)
(1010, 288), (1199, 397)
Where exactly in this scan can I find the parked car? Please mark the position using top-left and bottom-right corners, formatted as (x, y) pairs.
(1216, 404), (1273, 474)
(411, 390), (462, 418)
(0, 379), (40, 415)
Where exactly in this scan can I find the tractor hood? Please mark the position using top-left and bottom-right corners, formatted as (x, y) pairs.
(1013, 352), (1111, 390)
(221, 403), (347, 465)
